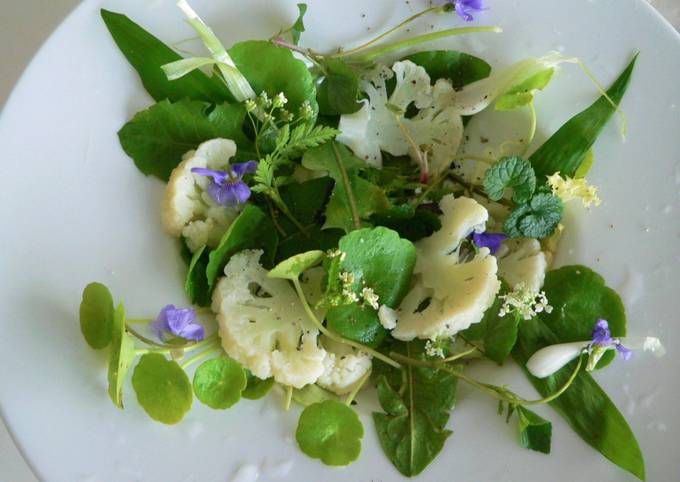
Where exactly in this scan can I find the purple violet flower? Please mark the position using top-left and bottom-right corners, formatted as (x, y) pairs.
(191, 160), (258, 206)
(151, 304), (205, 342)
(448, 0), (487, 22)
(471, 231), (507, 255)
(590, 318), (631, 360)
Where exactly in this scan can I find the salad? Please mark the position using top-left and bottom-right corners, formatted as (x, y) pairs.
(78, 0), (661, 478)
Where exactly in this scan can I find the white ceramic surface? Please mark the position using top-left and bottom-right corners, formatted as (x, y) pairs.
(1, 1), (679, 481)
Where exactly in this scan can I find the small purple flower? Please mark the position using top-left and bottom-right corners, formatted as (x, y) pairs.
(191, 160), (258, 206)
(448, 0), (487, 22)
(471, 231), (507, 255)
(151, 305), (205, 342)
(590, 319), (631, 360)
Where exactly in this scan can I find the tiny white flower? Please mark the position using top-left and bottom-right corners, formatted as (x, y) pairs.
(273, 92), (288, 108)
(361, 287), (380, 310)
(425, 339), (445, 359)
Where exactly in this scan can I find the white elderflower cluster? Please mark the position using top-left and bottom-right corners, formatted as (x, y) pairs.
(361, 287), (380, 310)
(498, 283), (553, 320)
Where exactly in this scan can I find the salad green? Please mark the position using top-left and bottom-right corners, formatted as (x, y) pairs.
(77, 1), (649, 479)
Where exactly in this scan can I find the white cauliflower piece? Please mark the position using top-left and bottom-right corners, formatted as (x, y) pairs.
(498, 238), (548, 292)
(316, 337), (372, 395)
(337, 61), (463, 175)
(211, 250), (327, 389)
(162, 138), (241, 252)
(392, 195), (501, 340)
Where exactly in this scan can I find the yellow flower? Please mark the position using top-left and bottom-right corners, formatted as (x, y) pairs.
(547, 172), (602, 208)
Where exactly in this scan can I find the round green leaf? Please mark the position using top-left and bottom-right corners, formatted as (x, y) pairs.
(242, 371), (275, 400)
(296, 400), (363, 466)
(193, 357), (246, 409)
(132, 353), (192, 424)
(326, 303), (387, 348)
(268, 250), (325, 280)
(107, 303), (136, 408)
(79, 282), (114, 349)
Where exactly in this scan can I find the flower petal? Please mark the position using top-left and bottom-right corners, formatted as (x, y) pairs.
(230, 160), (259, 178)
(472, 232), (507, 254)
(176, 322), (205, 342)
(191, 167), (228, 185)
(616, 343), (633, 361)
(166, 307), (197, 334)
(591, 318), (612, 345)
(207, 181), (231, 205)
(225, 181), (252, 205)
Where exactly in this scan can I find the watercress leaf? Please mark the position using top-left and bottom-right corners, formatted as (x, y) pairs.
(79, 282), (114, 349)
(516, 406), (552, 454)
(107, 303), (136, 408)
(185, 245), (211, 306)
(530, 54), (638, 179)
(193, 357), (247, 409)
(370, 204), (442, 242)
(268, 250), (325, 280)
(483, 156), (536, 203)
(118, 99), (253, 181)
(132, 353), (193, 424)
(296, 399), (363, 466)
(229, 40), (318, 121)
(504, 193), (563, 239)
(495, 68), (555, 111)
(404, 50), (492, 89)
(100, 10), (230, 103)
(292, 383), (339, 406)
(205, 205), (279, 291)
(317, 59), (361, 116)
(242, 371), (275, 400)
(513, 318), (645, 481)
(326, 303), (386, 348)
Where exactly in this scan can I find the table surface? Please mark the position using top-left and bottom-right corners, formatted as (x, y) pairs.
(1, 1), (678, 480)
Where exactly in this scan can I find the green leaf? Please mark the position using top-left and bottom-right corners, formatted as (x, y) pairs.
(107, 303), (136, 408)
(516, 406), (552, 454)
(370, 204), (442, 242)
(193, 357), (247, 409)
(205, 205), (279, 291)
(317, 59), (361, 116)
(279, 124), (341, 159)
(504, 193), (563, 239)
(118, 99), (253, 181)
(404, 50), (492, 89)
(302, 142), (390, 233)
(292, 384), (338, 406)
(483, 156), (537, 203)
(268, 250), (325, 280)
(495, 68), (555, 111)
(326, 303), (386, 348)
(373, 341), (458, 477)
(185, 246), (211, 306)
(574, 149), (594, 178)
(242, 371), (275, 400)
(529, 54), (638, 179)
(229, 40), (318, 121)
(282, 3), (308, 45)
(100, 10), (230, 103)
(131, 353), (193, 424)
(296, 400), (363, 466)
(79, 282), (114, 349)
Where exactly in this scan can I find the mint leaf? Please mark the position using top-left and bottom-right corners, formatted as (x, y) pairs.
(193, 357), (247, 409)
(268, 250), (325, 280)
(496, 68), (555, 111)
(404, 50), (491, 89)
(516, 406), (552, 454)
(483, 156), (536, 203)
(118, 100), (253, 181)
(504, 193), (563, 239)
(317, 59), (362, 116)
(296, 400), (363, 466)
(132, 353), (193, 425)
(79, 282), (114, 349)
(242, 371), (275, 400)
(107, 303), (136, 408)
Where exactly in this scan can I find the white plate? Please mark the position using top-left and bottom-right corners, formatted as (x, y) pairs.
(1, 0), (679, 480)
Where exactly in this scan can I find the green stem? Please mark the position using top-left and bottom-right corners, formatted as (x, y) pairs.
(179, 343), (222, 370)
(135, 347), (171, 356)
(284, 385), (293, 411)
(442, 346), (478, 363)
(344, 370), (372, 406)
(448, 172), (514, 208)
(349, 26), (502, 62)
(331, 142), (362, 230)
(271, 190), (309, 237)
(292, 279), (401, 368)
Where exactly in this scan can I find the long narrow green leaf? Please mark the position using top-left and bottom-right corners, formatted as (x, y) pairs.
(529, 54), (638, 180)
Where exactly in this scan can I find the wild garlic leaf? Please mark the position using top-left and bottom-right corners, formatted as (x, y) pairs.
(185, 245), (211, 306)
(504, 193), (563, 239)
(495, 68), (555, 111)
(193, 357), (247, 409)
(79, 282), (114, 349)
(403, 50), (492, 89)
(268, 250), (325, 280)
(370, 204), (442, 242)
(516, 406), (552, 454)
(118, 100), (253, 181)
(100, 10), (230, 103)
(296, 400), (364, 466)
(107, 303), (136, 408)
(483, 156), (537, 203)
(132, 353), (193, 425)
(530, 54), (638, 180)
(317, 59), (362, 116)
(242, 371), (275, 400)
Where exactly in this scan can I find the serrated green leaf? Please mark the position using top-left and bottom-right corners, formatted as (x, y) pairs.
(495, 68), (555, 111)
(242, 371), (275, 400)
(193, 357), (247, 409)
(504, 193), (563, 239)
(268, 250), (325, 280)
(79, 282), (114, 349)
(280, 124), (340, 158)
(132, 353), (193, 424)
(517, 406), (552, 454)
(107, 303), (136, 408)
(483, 156), (537, 203)
(317, 59), (361, 116)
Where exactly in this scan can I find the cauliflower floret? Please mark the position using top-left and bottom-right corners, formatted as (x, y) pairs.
(162, 138), (240, 252)
(211, 250), (327, 389)
(498, 238), (548, 292)
(392, 195), (501, 340)
(337, 61), (463, 175)
(316, 337), (372, 395)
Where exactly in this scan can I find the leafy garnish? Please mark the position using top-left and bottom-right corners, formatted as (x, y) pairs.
(279, 3), (308, 45)
(132, 353), (193, 424)
(317, 59), (361, 116)
(292, 384), (339, 406)
(268, 250), (325, 280)
(185, 246), (211, 306)
(107, 303), (136, 408)
(504, 193), (563, 239)
(483, 156), (537, 203)
(79, 282), (114, 349)
(242, 371), (275, 400)
(404, 50), (492, 89)
(370, 204), (442, 242)
(296, 400), (364, 466)
(496, 68), (555, 111)
(326, 304), (385, 347)
(516, 406), (552, 454)
(193, 357), (247, 409)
